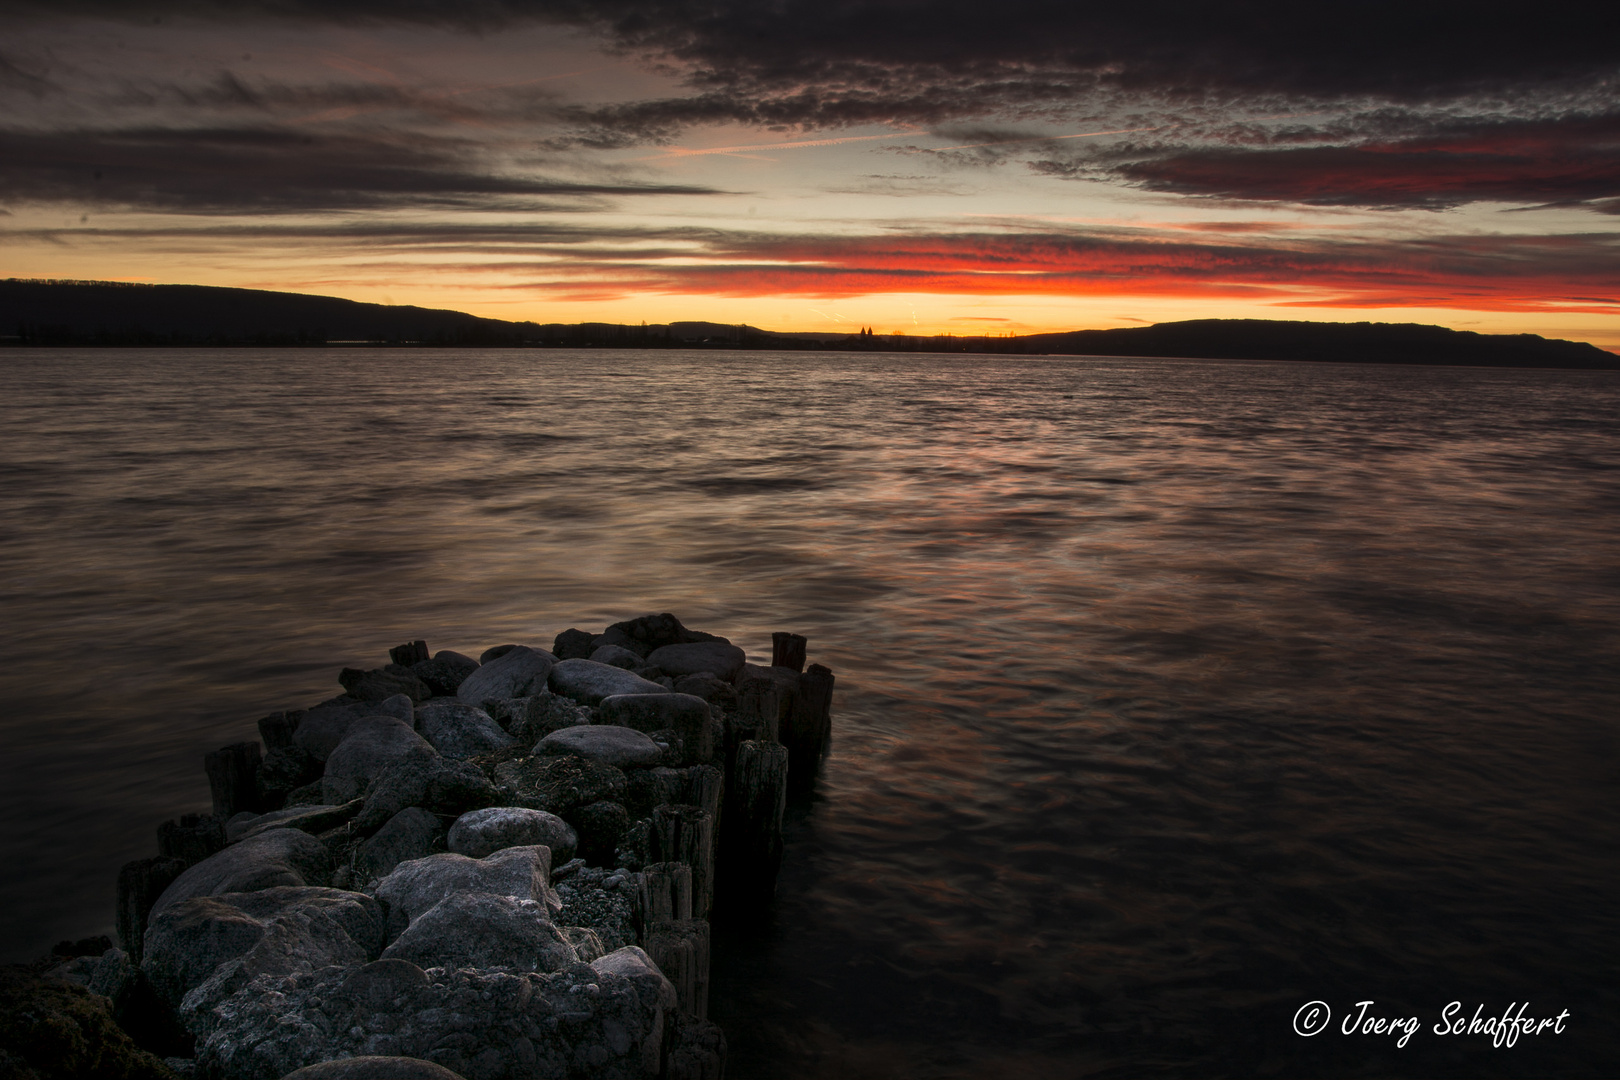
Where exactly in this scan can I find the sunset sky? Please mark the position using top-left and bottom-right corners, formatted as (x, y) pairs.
(3, 1), (1617, 346)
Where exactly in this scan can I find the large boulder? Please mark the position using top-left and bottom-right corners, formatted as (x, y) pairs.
(491, 755), (627, 815)
(538, 725), (665, 769)
(292, 702), (369, 762)
(646, 642), (747, 683)
(447, 806), (577, 861)
(150, 829), (330, 920)
(339, 666), (430, 704)
(353, 807), (444, 884)
(413, 701), (516, 760)
(226, 801), (364, 843)
(456, 645), (557, 705)
(353, 755), (496, 833)
(588, 644), (645, 670)
(409, 649), (480, 697)
(547, 659), (667, 706)
(551, 628), (596, 660)
(194, 953), (675, 1080)
(671, 672), (738, 712)
(372, 847), (557, 939)
(281, 1057), (466, 1080)
(379, 892), (579, 973)
(599, 613), (726, 658)
(142, 886), (384, 1017)
(322, 718), (437, 804)
(597, 694), (715, 764)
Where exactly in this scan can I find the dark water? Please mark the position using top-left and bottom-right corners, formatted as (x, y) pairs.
(1, 349), (1617, 1078)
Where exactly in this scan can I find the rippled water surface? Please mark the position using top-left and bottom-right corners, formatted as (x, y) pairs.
(2, 349), (1617, 1077)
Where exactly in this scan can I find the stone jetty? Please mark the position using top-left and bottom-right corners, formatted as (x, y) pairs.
(26, 614), (833, 1080)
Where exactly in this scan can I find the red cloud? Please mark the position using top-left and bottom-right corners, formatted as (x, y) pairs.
(513, 228), (1619, 314)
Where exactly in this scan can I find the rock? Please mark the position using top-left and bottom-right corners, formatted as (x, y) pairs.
(193, 956), (674, 1080)
(497, 689), (594, 745)
(0, 964), (177, 1080)
(589, 643), (645, 670)
(142, 886), (384, 1017)
(672, 672), (738, 712)
(291, 702), (369, 763)
(412, 701), (516, 760)
(150, 830), (330, 920)
(285, 781), (325, 807)
(380, 892), (578, 973)
(338, 666), (429, 704)
(456, 645), (556, 705)
(565, 801), (631, 867)
(554, 875), (639, 952)
(257, 710), (303, 753)
(547, 658), (667, 706)
(256, 746), (321, 811)
(538, 725), (665, 769)
(352, 756), (496, 833)
(353, 807), (443, 884)
(157, 814), (227, 867)
(597, 694), (715, 765)
(491, 755), (627, 815)
(646, 642), (747, 683)
(447, 806), (577, 861)
(280, 1056), (466, 1079)
(551, 628), (596, 660)
(604, 613), (726, 656)
(372, 847), (557, 940)
(321, 718), (436, 804)
(227, 801), (364, 843)
(478, 643), (518, 664)
(560, 927), (605, 963)
(408, 649), (480, 697)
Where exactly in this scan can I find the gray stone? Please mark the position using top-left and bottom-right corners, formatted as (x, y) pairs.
(478, 643), (518, 664)
(193, 955), (674, 1080)
(292, 702), (369, 762)
(646, 642), (747, 683)
(353, 807), (443, 884)
(589, 643), (645, 670)
(280, 1056), (466, 1080)
(338, 665), (429, 704)
(409, 649), (480, 697)
(554, 874), (639, 952)
(256, 745), (321, 809)
(372, 694), (414, 725)
(538, 725), (665, 769)
(413, 701), (516, 760)
(602, 613), (727, 656)
(143, 886), (383, 1016)
(547, 658), (667, 706)
(496, 689), (594, 745)
(597, 693), (715, 764)
(551, 628), (596, 660)
(491, 755), (627, 815)
(560, 926), (606, 963)
(353, 755), (496, 833)
(227, 801), (363, 843)
(447, 806), (577, 862)
(151, 829), (331, 919)
(380, 892), (578, 973)
(456, 645), (556, 705)
(372, 846), (557, 939)
(322, 718), (437, 804)
(672, 672), (738, 712)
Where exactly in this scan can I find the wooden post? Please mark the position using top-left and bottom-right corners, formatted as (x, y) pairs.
(157, 813), (226, 867)
(639, 861), (694, 936)
(389, 640), (430, 666)
(651, 804), (715, 921)
(256, 710), (303, 752)
(116, 856), (187, 963)
(647, 918), (711, 1020)
(204, 741), (263, 817)
(722, 740), (788, 899)
(732, 676), (781, 743)
(782, 664), (834, 790)
(686, 765), (723, 840)
(770, 632), (807, 673)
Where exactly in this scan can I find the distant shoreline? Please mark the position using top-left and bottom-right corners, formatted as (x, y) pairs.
(4, 279), (1616, 369)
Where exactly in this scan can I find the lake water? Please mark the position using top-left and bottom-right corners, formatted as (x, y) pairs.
(1, 349), (1616, 1078)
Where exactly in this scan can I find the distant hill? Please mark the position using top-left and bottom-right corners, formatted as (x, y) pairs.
(2, 279), (1614, 368)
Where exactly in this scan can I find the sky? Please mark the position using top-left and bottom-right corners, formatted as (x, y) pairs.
(2, 1), (1617, 346)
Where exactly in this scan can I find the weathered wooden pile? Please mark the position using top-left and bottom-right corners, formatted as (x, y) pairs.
(58, 614), (833, 1080)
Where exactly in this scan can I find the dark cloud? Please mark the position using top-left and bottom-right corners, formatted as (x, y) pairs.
(1032, 112), (1620, 210)
(0, 126), (724, 212)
